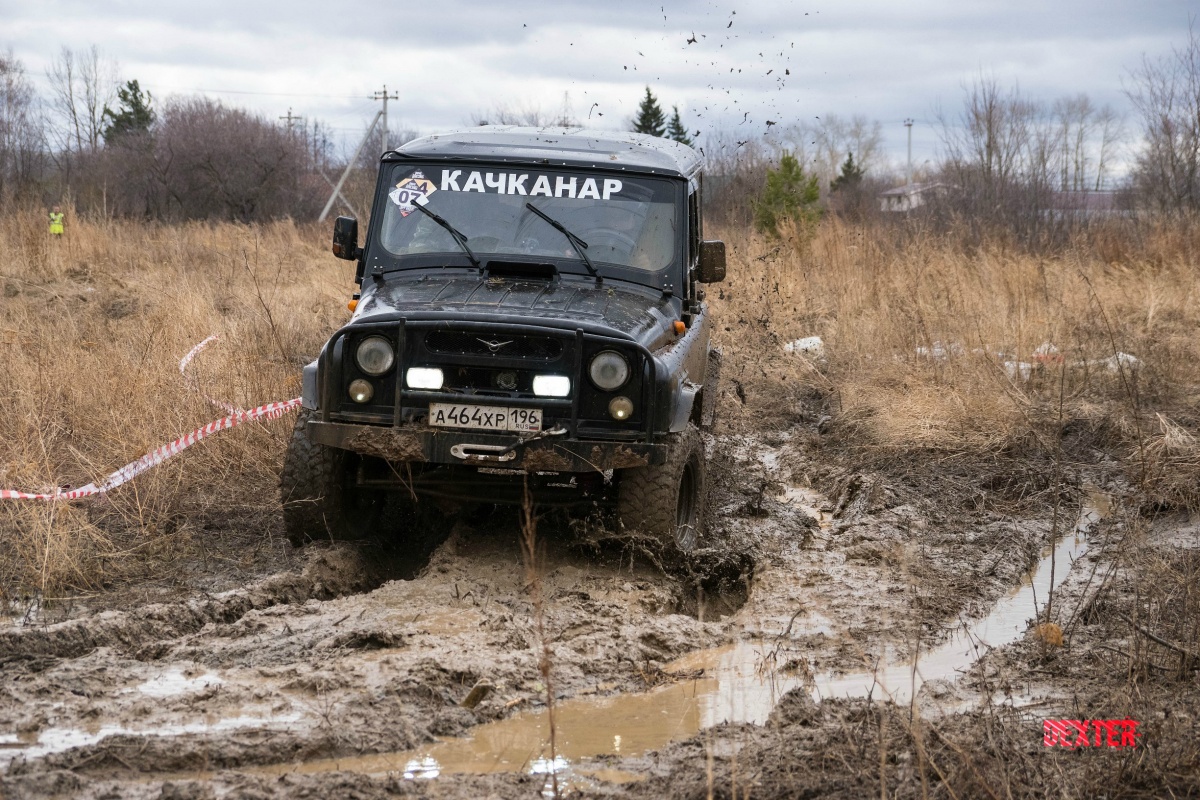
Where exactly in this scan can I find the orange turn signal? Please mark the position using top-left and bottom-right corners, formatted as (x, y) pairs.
(673, 320), (687, 335)
(347, 299), (358, 312)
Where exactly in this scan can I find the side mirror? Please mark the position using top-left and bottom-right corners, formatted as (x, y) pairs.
(697, 240), (726, 283)
(332, 216), (361, 261)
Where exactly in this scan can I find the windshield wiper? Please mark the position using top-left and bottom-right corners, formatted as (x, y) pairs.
(410, 197), (481, 269)
(524, 202), (601, 281)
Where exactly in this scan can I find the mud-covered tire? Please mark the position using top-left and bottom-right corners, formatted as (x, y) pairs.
(617, 425), (706, 561)
(280, 409), (387, 547)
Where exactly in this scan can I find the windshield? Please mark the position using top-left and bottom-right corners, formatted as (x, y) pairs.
(375, 164), (681, 274)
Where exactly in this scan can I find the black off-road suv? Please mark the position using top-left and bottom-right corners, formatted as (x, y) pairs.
(281, 127), (725, 559)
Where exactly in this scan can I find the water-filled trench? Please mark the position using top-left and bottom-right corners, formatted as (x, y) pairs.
(241, 492), (1109, 791)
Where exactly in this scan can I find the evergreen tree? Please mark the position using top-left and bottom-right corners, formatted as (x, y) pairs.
(830, 151), (865, 192)
(753, 152), (823, 237)
(102, 80), (154, 143)
(666, 106), (692, 146)
(631, 87), (666, 137)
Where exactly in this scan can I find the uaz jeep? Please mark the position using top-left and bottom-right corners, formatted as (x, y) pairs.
(281, 127), (725, 559)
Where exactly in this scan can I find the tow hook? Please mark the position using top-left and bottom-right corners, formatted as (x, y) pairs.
(449, 427), (569, 462)
(449, 444), (517, 462)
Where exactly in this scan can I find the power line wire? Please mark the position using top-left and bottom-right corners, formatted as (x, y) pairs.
(25, 71), (370, 101)
(178, 86), (369, 99)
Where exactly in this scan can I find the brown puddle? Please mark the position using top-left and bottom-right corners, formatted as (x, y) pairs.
(250, 676), (717, 787)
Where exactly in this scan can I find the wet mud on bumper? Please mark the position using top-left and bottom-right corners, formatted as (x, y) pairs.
(307, 420), (663, 471)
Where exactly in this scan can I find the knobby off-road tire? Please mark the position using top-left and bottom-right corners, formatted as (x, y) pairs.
(617, 424), (706, 564)
(280, 409), (388, 547)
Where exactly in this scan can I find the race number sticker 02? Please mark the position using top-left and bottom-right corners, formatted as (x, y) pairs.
(389, 170), (437, 216)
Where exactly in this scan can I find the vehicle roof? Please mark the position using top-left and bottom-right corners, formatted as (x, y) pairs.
(387, 126), (703, 179)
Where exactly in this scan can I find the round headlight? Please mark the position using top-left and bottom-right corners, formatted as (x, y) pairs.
(608, 396), (634, 420)
(588, 350), (630, 391)
(355, 335), (394, 375)
(348, 379), (374, 404)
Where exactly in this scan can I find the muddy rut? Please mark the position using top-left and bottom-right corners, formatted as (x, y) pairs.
(1, 434), (1082, 798)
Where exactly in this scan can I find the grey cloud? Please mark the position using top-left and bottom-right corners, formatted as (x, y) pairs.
(1, 0), (1195, 170)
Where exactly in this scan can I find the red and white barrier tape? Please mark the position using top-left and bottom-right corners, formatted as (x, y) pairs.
(179, 334), (244, 415)
(0, 398), (302, 501)
(2, 336), (301, 501)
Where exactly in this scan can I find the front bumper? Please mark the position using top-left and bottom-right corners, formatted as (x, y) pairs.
(308, 420), (664, 472)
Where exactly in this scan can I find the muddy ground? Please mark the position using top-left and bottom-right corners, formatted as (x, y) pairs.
(2, 427), (1198, 799)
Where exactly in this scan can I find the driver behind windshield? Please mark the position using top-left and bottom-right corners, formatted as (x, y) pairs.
(377, 166), (678, 274)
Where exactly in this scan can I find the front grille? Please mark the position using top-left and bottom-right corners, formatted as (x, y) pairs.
(425, 331), (564, 360)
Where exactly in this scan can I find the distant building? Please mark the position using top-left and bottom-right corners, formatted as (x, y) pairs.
(878, 182), (951, 212)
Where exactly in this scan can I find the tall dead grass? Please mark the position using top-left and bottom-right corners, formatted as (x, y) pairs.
(709, 216), (1200, 507)
(2, 210), (1199, 594)
(0, 212), (356, 595)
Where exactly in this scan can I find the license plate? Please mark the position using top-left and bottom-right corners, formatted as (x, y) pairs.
(429, 403), (542, 433)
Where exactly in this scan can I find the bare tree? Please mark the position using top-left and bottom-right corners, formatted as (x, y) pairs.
(807, 114), (885, 185)
(932, 75), (1061, 243)
(1125, 19), (1200, 212)
(1026, 105), (1060, 194)
(471, 103), (552, 127)
(470, 93), (581, 128)
(764, 114), (883, 190)
(0, 49), (43, 205)
(1093, 104), (1124, 191)
(45, 46), (117, 156)
(701, 128), (782, 225)
(939, 73), (1038, 186)
(1051, 95), (1125, 192)
(121, 97), (325, 222)
(1054, 94), (1093, 191)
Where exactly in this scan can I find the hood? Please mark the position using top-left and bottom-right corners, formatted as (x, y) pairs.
(352, 273), (678, 348)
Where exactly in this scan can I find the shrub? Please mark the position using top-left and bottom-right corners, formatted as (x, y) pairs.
(753, 152), (821, 237)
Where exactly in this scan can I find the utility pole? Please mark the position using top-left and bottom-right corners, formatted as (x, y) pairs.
(372, 85), (399, 153)
(316, 87), (399, 222)
(904, 118), (914, 187)
(279, 108), (304, 137)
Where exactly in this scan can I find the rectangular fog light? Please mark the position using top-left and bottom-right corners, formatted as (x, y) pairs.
(532, 374), (571, 397)
(406, 367), (444, 390)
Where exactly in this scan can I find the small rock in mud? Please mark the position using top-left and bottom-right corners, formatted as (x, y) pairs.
(768, 687), (821, 727)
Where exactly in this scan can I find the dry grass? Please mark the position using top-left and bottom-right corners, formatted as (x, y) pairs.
(0, 211), (356, 595)
(709, 215), (1200, 507)
(2, 209), (1199, 596)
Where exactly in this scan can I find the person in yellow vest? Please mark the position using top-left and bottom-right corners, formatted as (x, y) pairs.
(48, 206), (65, 237)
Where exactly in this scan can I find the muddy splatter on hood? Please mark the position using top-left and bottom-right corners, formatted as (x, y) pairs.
(352, 273), (679, 350)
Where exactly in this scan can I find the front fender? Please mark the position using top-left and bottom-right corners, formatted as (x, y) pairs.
(301, 360), (319, 410)
(652, 306), (710, 433)
(671, 380), (701, 432)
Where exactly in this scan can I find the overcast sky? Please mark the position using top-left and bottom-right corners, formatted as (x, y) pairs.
(2, 0), (1194, 178)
